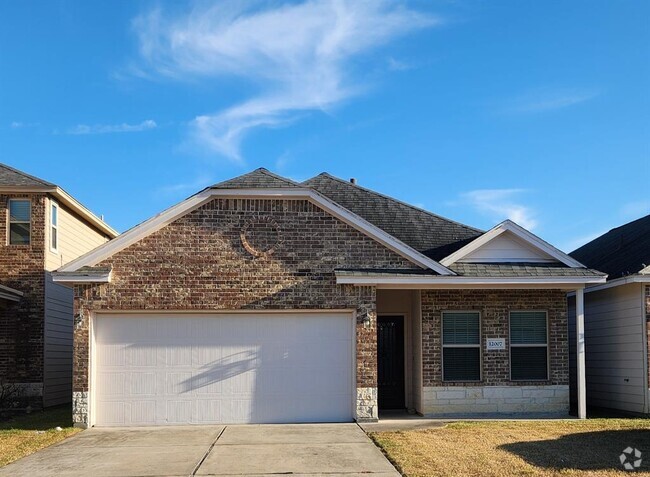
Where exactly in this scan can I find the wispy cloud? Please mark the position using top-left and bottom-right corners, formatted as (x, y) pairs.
(504, 88), (599, 114)
(67, 119), (157, 135)
(156, 174), (214, 197)
(562, 229), (608, 253)
(10, 121), (39, 129)
(386, 56), (413, 71)
(621, 200), (650, 219)
(131, 0), (439, 162)
(460, 188), (538, 230)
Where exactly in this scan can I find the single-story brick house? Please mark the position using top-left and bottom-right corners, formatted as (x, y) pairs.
(53, 169), (606, 427)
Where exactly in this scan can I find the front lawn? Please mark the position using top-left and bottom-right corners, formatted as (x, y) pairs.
(371, 419), (650, 476)
(0, 406), (80, 467)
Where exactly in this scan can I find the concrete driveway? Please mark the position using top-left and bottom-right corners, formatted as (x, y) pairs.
(0, 423), (400, 477)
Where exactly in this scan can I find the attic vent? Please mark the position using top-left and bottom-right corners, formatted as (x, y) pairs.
(350, 178), (357, 184)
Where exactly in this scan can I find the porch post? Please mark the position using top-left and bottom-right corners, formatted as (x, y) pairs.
(576, 287), (586, 419)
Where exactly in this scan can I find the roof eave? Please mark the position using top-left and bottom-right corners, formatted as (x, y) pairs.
(0, 185), (118, 238)
(0, 284), (24, 302)
(580, 274), (650, 293)
(52, 270), (112, 284)
(336, 272), (607, 289)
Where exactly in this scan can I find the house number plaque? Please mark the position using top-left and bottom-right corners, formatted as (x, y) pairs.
(486, 338), (505, 351)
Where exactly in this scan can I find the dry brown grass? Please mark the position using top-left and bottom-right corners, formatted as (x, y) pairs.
(371, 419), (650, 477)
(0, 406), (80, 467)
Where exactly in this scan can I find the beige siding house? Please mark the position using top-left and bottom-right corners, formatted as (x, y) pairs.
(0, 163), (117, 408)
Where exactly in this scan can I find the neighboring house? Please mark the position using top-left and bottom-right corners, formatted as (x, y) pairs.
(53, 169), (605, 427)
(568, 214), (650, 415)
(0, 163), (117, 408)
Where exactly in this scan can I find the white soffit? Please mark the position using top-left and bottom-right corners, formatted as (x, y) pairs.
(57, 188), (453, 275)
(440, 220), (586, 268)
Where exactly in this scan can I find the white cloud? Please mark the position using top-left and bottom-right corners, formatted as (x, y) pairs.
(461, 188), (538, 230)
(156, 175), (214, 197)
(68, 119), (157, 135)
(562, 229), (608, 253)
(387, 56), (412, 71)
(621, 200), (650, 219)
(10, 121), (39, 128)
(131, 0), (438, 161)
(504, 88), (599, 114)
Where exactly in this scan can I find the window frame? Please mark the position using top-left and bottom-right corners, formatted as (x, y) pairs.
(441, 310), (482, 383)
(509, 310), (550, 381)
(8, 199), (31, 246)
(50, 200), (59, 253)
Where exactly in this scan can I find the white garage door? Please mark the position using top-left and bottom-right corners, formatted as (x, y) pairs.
(94, 313), (354, 426)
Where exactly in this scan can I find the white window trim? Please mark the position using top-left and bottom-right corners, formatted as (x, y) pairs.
(8, 199), (31, 246)
(441, 310), (482, 383)
(509, 310), (549, 381)
(50, 200), (59, 253)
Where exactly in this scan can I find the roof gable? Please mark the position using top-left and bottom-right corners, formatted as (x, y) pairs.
(458, 230), (556, 263)
(570, 214), (650, 279)
(211, 168), (300, 189)
(58, 170), (454, 275)
(440, 220), (585, 268)
(0, 162), (54, 187)
(303, 173), (483, 260)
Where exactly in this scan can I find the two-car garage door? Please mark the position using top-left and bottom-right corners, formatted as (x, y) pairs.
(94, 313), (354, 426)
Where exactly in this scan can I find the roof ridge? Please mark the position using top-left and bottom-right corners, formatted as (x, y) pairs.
(307, 172), (484, 234)
(0, 162), (55, 187)
(571, 213), (650, 255)
(210, 167), (301, 189)
(255, 167), (301, 186)
(606, 213), (650, 234)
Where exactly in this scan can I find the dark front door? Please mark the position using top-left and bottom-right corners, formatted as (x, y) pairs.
(377, 315), (405, 410)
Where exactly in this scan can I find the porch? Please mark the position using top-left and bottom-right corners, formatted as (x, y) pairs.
(375, 287), (586, 418)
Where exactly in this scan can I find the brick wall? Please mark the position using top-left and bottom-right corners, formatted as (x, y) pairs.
(421, 289), (568, 387)
(0, 194), (46, 385)
(72, 198), (419, 422)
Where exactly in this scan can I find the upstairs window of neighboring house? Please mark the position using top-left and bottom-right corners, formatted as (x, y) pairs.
(510, 311), (548, 380)
(9, 199), (31, 245)
(50, 202), (59, 252)
(442, 311), (481, 381)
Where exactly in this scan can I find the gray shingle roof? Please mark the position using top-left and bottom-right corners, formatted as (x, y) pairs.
(211, 168), (300, 189)
(303, 173), (483, 261)
(0, 163), (54, 187)
(570, 214), (650, 280)
(449, 263), (606, 278)
(335, 268), (438, 277)
(335, 264), (604, 278)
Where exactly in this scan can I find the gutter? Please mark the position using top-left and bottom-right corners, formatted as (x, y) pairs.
(336, 273), (607, 289)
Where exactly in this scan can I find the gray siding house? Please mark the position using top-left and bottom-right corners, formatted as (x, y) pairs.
(569, 214), (650, 415)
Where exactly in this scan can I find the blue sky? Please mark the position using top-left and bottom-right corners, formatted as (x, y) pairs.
(1, 0), (648, 252)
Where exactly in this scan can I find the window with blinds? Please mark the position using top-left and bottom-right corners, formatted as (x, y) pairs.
(9, 199), (31, 245)
(442, 311), (481, 381)
(510, 311), (548, 380)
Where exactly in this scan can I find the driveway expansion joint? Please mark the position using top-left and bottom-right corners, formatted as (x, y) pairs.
(191, 426), (227, 476)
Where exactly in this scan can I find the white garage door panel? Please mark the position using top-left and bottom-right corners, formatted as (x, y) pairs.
(94, 313), (353, 426)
